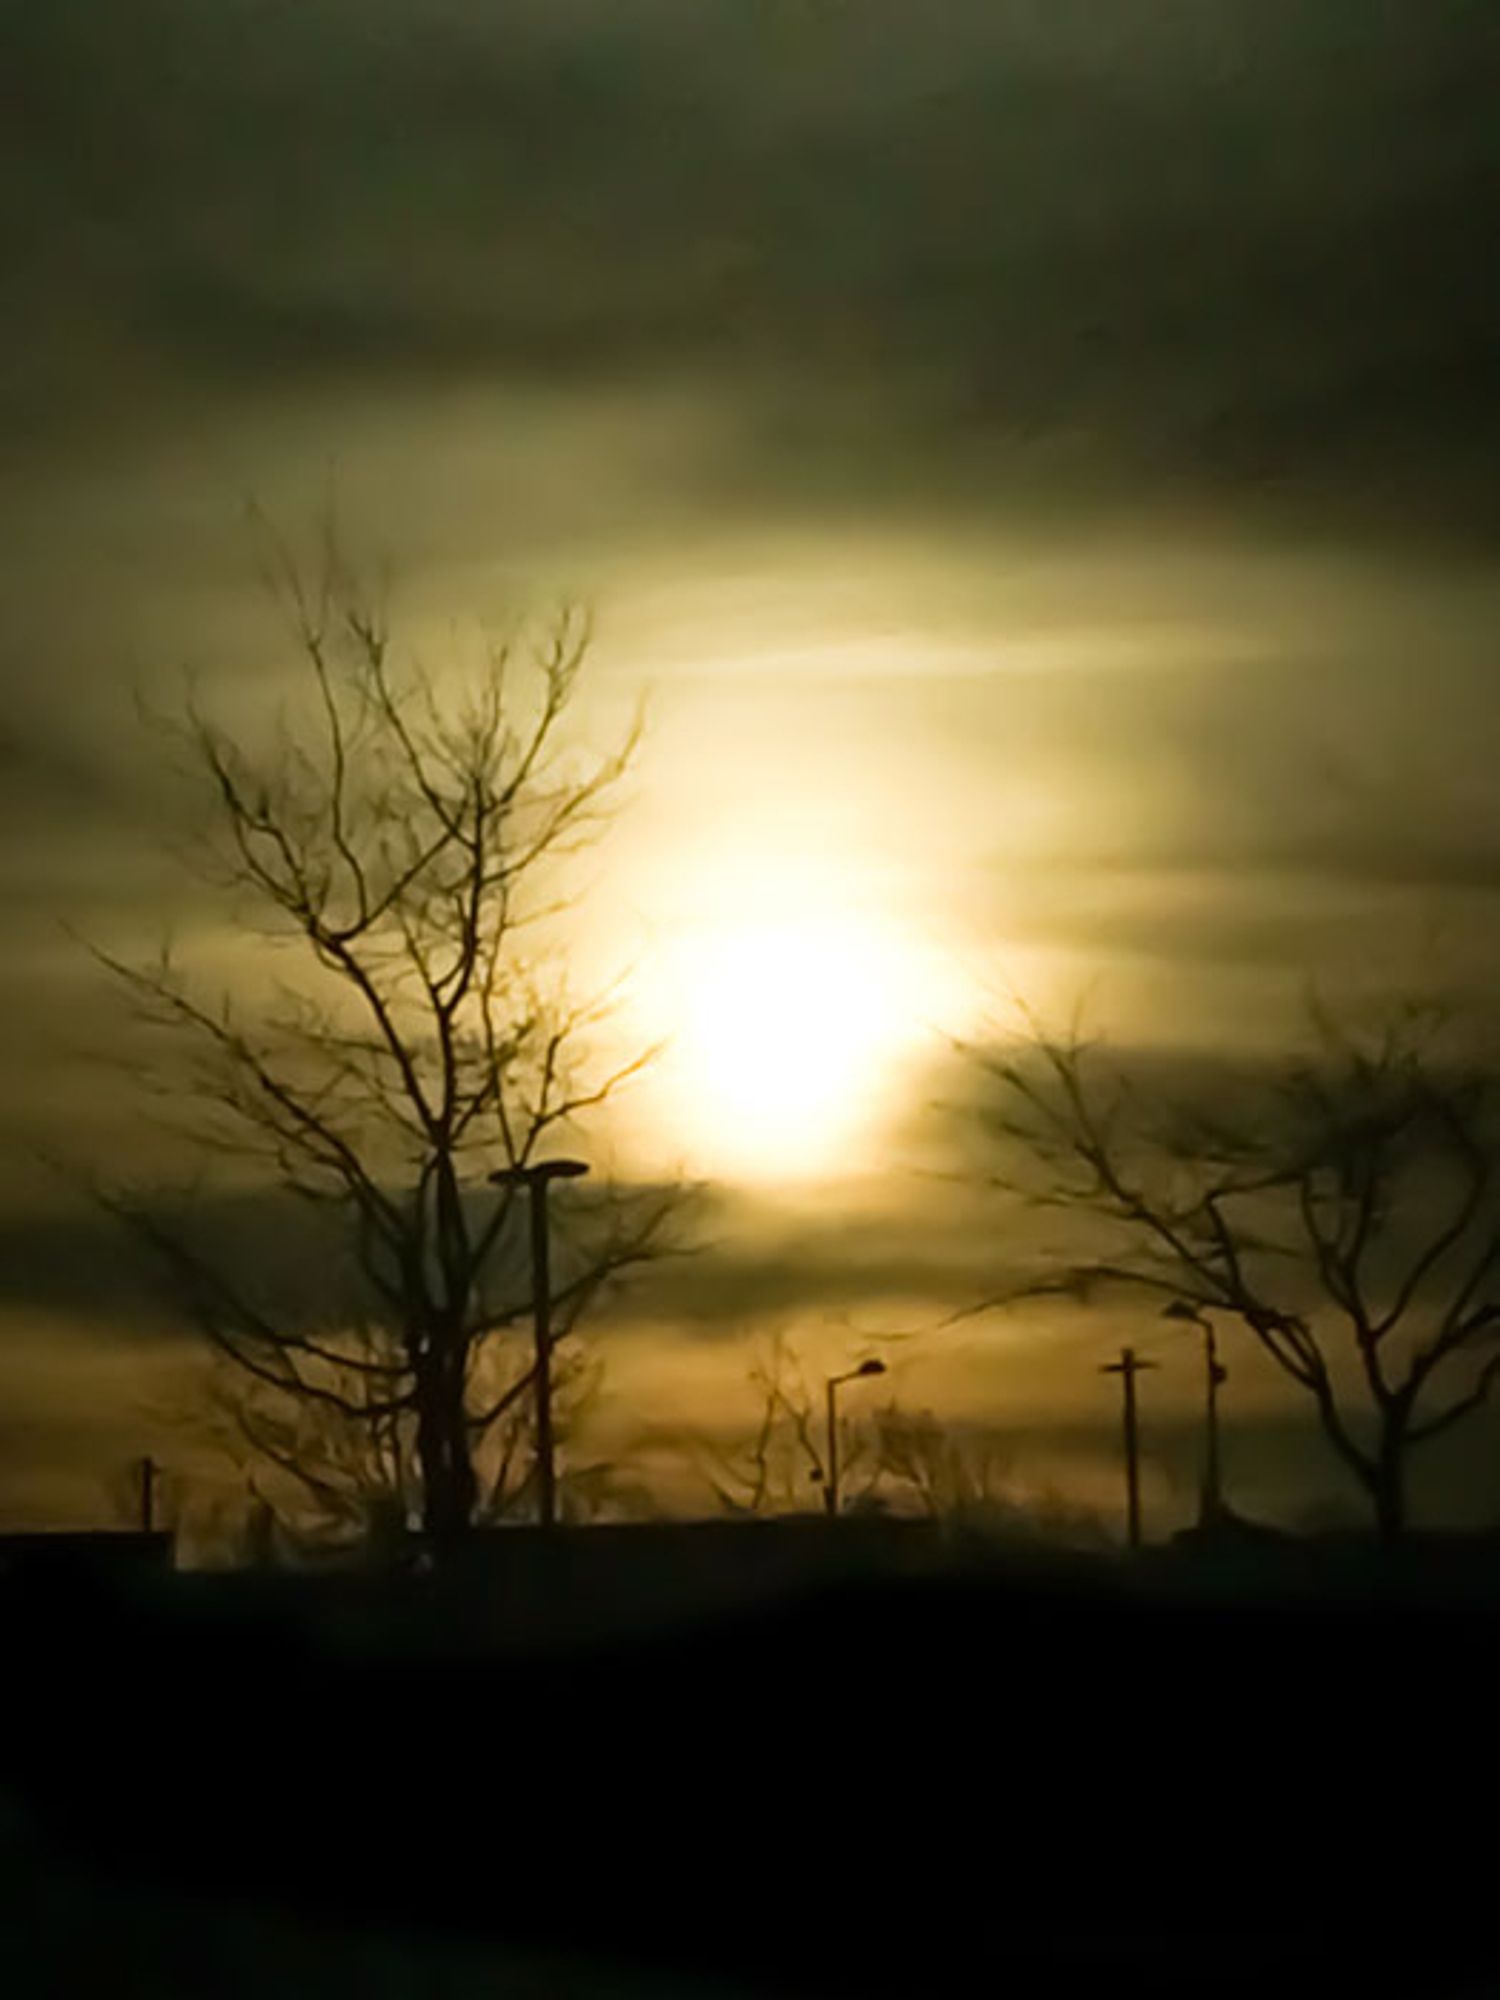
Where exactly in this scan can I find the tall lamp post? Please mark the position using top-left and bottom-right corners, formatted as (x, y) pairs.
(1163, 1300), (1228, 1527)
(824, 1359), (887, 1517)
(489, 1158), (590, 1529)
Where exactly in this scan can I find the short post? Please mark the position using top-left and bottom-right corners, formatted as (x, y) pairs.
(138, 1454), (158, 1536)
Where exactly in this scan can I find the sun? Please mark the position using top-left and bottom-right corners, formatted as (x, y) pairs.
(643, 910), (942, 1182)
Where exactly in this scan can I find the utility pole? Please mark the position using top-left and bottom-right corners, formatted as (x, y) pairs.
(489, 1158), (590, 1530)
(1100, 1347), (1156, 1548)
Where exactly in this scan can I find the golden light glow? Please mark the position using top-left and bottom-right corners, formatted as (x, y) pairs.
(637, 900), (952, 1182)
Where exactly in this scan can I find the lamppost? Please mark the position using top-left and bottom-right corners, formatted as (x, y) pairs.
(824, 1359), (887, 1518)
(1163, 1300), (1228, 1527)
(489, 1158), (590, 1529)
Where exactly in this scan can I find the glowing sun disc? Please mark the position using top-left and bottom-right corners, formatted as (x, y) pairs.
(649, 912), (938, 1180)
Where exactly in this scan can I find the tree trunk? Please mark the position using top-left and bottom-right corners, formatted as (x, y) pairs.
(415, 1344), (476, 1550)
(1371, 1428), (1408, 1550)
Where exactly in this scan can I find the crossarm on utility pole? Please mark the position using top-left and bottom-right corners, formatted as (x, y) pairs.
(1101, 1347), (1157, 1548)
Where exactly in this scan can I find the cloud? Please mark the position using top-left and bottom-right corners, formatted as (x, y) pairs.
(0, 1152), (1052, 1366)
(4, 3), (1498, 539)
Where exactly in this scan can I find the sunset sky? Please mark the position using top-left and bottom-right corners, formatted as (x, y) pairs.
(4, 3), (1499, 1535)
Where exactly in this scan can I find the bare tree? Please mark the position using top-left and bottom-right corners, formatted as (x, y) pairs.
(94, 533), (682, 1549)
(200, 1330), (640, 1560)
(868, 1406), (1108, 1546)
(869, 1406), (1013, 1521)
(969, 1002), (1500, 1544)
(702, 1331), (881, 1517)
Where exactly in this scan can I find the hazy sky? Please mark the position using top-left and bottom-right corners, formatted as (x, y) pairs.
(4, 2), (1499, 1531)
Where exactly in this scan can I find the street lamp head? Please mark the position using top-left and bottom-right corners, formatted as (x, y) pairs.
(827, 1357), (888, 1394)
(489, 1158), (591, 1187)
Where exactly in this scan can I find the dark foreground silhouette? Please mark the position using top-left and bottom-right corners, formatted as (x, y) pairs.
(4, 1529), (1499, 1998)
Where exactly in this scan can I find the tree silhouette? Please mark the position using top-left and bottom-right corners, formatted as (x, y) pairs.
(94, 532), (680, 1550)
(970, 1002), (1500, 1544)
(869, 1406), (1107, 1544)
(701, 1331), (881, 1517)
(199, 1330), (638, 1559)
(869, 1406), (1010, 1520)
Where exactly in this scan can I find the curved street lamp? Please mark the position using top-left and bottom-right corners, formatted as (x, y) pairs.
(824, 1359), (887, 1518)
(1163, 1299), (1229, 1526)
